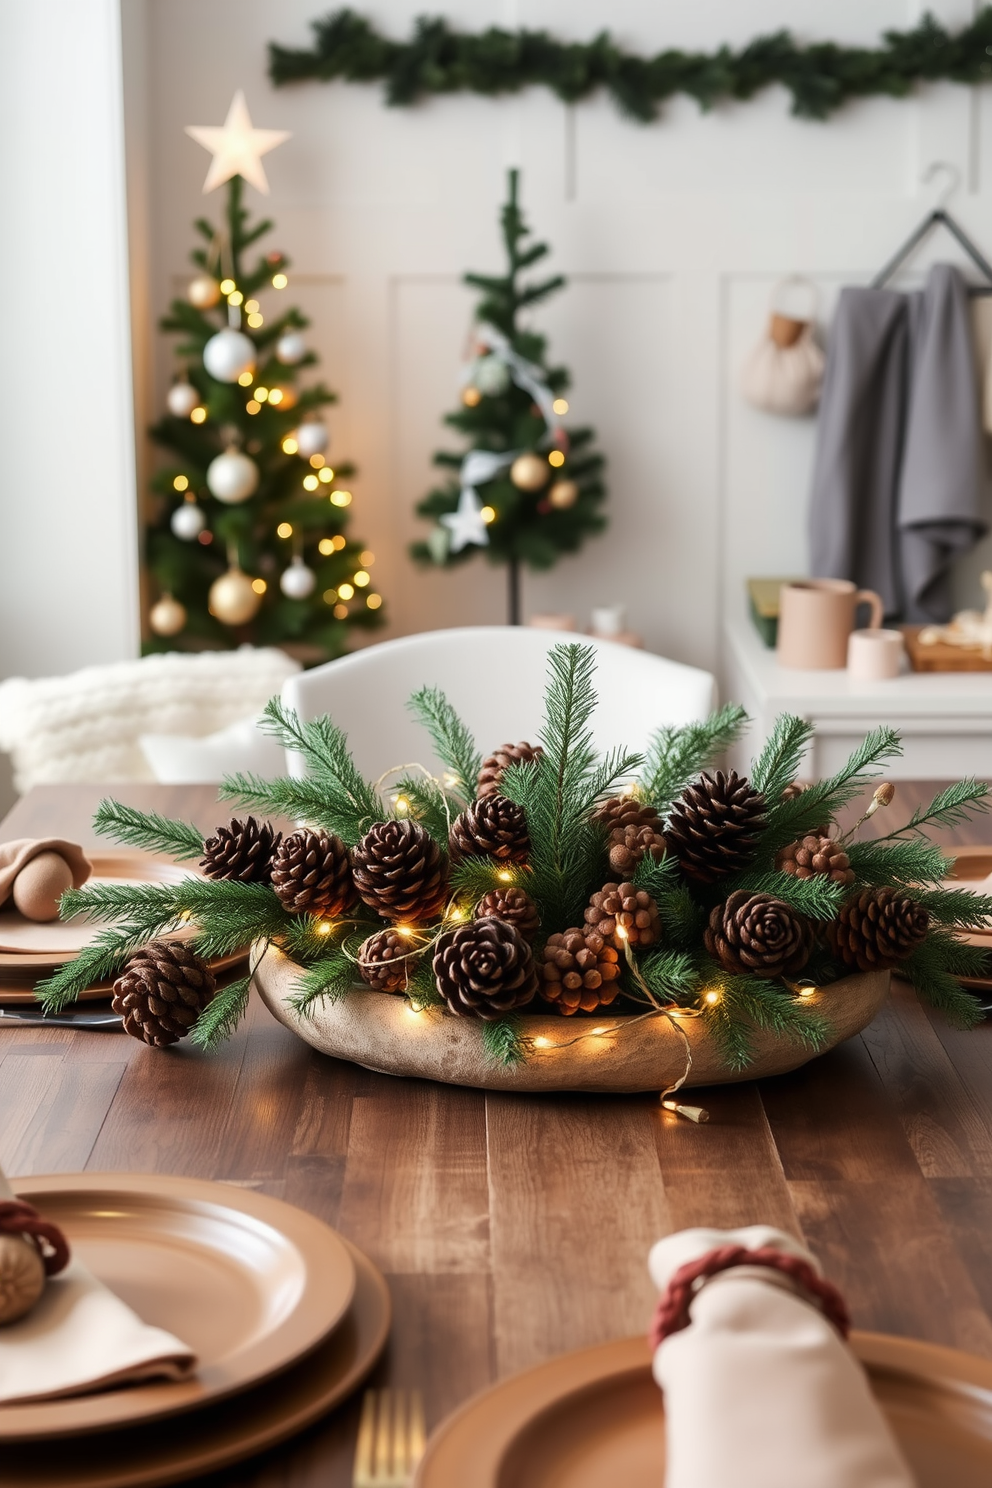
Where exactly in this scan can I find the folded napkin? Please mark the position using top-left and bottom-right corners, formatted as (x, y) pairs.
(649, 1225), (914, 1488)
(0, 839), (92, 907)
(0, 1166), (197, 1405)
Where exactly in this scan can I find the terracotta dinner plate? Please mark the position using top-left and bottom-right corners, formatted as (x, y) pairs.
(0, 948), (248, 1006)
(0, 1239), (389, 1488)
(415, 1332), (992, 1488)
(1, 1174), (356, 1439)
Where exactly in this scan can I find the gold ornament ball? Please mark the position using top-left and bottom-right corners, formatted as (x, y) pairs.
(510, 453), (549, 492)
(462, 386), (482, 408)
(149, 594), (187, 637)
(209, 568), (263, 627)
(549, 478), (579, 510)
(0, 1233), (46, 1325)
(188, 275), (220, 309)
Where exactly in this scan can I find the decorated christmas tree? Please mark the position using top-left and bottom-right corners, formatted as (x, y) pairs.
(145, 92), (384, 661)
(411, 169), (607, 623)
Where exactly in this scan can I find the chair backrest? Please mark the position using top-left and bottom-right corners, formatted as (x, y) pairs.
(282, 627), (716, 783)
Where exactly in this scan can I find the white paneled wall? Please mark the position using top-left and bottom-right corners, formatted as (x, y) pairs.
(126, 0), (992, 675)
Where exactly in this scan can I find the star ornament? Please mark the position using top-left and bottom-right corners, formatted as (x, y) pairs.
(441, 487), (491, 553)
(185, 90), (291, 195)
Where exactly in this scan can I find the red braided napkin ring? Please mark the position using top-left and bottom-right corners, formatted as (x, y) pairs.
(0, 1199), (70, 1276)
(649, 1243), (850, 1352)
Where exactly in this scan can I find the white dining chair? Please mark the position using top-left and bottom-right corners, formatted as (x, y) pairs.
(281, 627), (716, 782)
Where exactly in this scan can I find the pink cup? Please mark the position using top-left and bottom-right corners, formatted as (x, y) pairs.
(777, 579), (884, 670)
(847, 627), (904, 680)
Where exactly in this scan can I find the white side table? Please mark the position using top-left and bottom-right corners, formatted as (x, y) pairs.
(722, 601), (992, 778)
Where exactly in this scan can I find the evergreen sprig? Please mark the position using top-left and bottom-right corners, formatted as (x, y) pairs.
(640, 704), (749, 814)
(901, 931), (987, 1028)
(637, 948), (701, 1005)
(702, 970), (832, 1071)
(758, 726), (903, 857)
(189, 976), (253, 1050)
(482, 1014), (526, 1066)
(449, 855), (525, 905)
(845, 838), (952, 888)
(392, 777), (455, 846)
(93, 800), (204, 861)
(407, 687), (482, 803)
(750, 714), (815, 800)
(257, 697), (382, 843)
(721, 869), (845, 921)
(874, 780), (990, 841)
(289, 947), (360, 1019)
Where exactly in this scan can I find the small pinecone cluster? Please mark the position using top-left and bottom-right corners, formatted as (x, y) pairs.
(584, 881), (660, 949)
(541, 928), (621, 1015)
(593, 795), (666, 876)
(433, 917), (538, 1019)
(201, 817), (281, 884)
(352, 820), (448, 923)
(776, 835), (854, 887)
(830, 887), (929, 971)
(704, 891), (812, 978)
(665, 771), (766, 884)
(477, 741), (543, 798)
(271, 830), (354, 915)
(357, 928), (413, 992)
(449, 795), (530, 865)
(476, 885), (541, 940)
(112, 940), (216, 1047)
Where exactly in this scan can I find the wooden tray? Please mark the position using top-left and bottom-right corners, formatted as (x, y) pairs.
(0, 1239), (389, 1487)
(903, 626), (992, 672)
(416, 1332), (992, 1487)
(1, 1175), (356, 1439)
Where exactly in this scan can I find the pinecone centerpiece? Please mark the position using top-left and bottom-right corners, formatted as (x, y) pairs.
(704, 891), (813, 978)
(271, 830), (354, 915)
(584, 882), (660, 949)
(476, 885), (541, 940)
(201, 817), (281, 884)
(357, 928), (416, 992)
(433, 917), (538, 1019)
(776, 835), (854, 887)
(112, 940), (216, 1047)
(541, 928), (621, 1015)
(477, 741), (543, 798)
(593, 796), (666, 875)
(830, 887), (929, 971)
(449, 795), (530, 864)
(665, 772), (766, 884)
(353, 820), (448, 924)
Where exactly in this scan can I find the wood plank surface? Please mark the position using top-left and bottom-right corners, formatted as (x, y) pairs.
(2, 780), (992, 1485)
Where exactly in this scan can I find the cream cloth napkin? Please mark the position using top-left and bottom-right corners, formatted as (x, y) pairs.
(0, 1166), (197, 1405)
(0, 839), (92, 908)
(649, 1226), (915, 1488)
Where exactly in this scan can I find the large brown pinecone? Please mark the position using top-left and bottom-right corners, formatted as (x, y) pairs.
(540, 928), (621, 1015)
(607, 823), (667, 877)
(433, 917), (538, 1019)
(665, 772), (767, 884)
(477, 741), (544, 798)
(352, 820), (449, 923)
(584, 881), (660, 949)
(200, 816), (281, 884)
(829, 887), (929, 972)
(112, 940), (216, 1047)
(776, 835), (854, 888)
(357, 928), (415, 992)
(449, 795), (530, 865)
(271, 830), (354, 915)
(476, 885), (541, 940)
(704, 891), (813, 977)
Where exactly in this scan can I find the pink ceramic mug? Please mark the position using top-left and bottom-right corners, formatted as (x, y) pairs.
(777, 579), (884, 670)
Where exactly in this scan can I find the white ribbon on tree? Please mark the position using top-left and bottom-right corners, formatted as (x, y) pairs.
(473, 322), (562, 434)
(440, 449), (517, 552)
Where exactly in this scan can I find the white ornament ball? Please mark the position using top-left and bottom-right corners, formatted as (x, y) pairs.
(276, 331), (307, 365)
(171, 502), (206, 541)
(209, 569), (262, 627)
(294, 421), (329, 458)
(149, 595), (187, 637)
(280, 559), (317, 599)
(166, 382), (200, 419)
(206, 449), (259, 505)
(188, 275), (220, 309)
(474, 355), (510, 397)
(203, 328), (255, 384)
(510, 452), (549, 492)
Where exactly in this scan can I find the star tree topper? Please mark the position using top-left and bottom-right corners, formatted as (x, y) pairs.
(185, 90), (291, 195)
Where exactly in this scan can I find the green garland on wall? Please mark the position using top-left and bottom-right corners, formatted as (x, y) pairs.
(270, 8), (992, 123)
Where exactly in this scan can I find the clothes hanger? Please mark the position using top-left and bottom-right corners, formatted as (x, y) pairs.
(871, 163), (992, 295)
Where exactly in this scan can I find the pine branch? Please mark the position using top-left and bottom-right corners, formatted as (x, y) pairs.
(256, 698), (383, 844)
(845, 839), (952, 887)
(188, 975), (253, 1050)
(750, 714), (815, 799)
(902, 932), (986, 1028)
(873, 780), (990, 841)
(482, 1014), (526, 1066)
(914, 887), (992, 929)
(641, 704), (749, 813)
(449, 856), (525, 904)
(407, 687), (482, 802)
(637, 948), (701, 1004)
(719, 869), (845, 921)
(703, 972), (831, 1071)
(393, 776), (454, 845)
(37, 933), (158, 1014)
(288, 947), (360, 1018)
(92, 799), (204, 861)
(218, 773), (347, 834)
(758, 727), (903, 858)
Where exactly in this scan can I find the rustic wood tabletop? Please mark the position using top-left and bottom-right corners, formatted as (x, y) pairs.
(2, 781), (992, 1485)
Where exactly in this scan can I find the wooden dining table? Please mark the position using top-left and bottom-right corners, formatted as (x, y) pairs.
(2, 779), (992, 1485)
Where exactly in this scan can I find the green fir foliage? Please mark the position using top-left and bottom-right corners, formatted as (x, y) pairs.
(407, 687), (483, 802)
(482, 1014), (527, 1066)
(702, 970), (832, 1071)
(901, 931), (987, 1028)
(189, 976), (252, 1050)
(250, 697), (383, 844)
(640, 704), (749, 813)
(872, 780), (990, 840)
(93, 800), (204, 861)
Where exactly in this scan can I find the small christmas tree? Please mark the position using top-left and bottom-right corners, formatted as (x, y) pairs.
(146, 166), (384, 660)
(411, 169), (607, 624)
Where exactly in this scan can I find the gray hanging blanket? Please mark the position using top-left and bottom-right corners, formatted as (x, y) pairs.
(808, 262), (987, 622)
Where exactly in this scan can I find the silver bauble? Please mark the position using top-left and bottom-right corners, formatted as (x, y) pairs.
(170, 502), (206, 540)
(188, 275), (220, 309)
(275, 331), (307, 365)
(166, 382), (200, 419)
(149, 595), (187, 637)
(279, 559), (317, 599)
(294, 421), (329, 458)
(203, 328), (255, 384)
(474, 355), (511, 397)
(206, 448), (259, 505)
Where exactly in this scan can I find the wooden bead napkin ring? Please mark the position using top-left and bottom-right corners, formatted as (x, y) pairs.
(0, 1200), (71, 1326)
(649, 1243), (851, 1351)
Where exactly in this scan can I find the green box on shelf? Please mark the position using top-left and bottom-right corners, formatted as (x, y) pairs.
(747, 578), (800, 648)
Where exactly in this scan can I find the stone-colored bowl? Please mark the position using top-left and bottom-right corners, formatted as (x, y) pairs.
(253, 946), (891, 1094)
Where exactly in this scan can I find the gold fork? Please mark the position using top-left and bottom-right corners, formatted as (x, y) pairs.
(353, 1389), (427, 1488)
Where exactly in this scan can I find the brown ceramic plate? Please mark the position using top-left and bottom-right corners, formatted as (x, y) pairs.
(0, 948), (248, 1006)
(0, 1239), (389, 1487)
(1, 1174), (356, 1439)
(415, 1332), (992, 1488)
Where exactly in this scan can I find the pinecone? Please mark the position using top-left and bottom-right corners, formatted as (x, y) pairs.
(357, 928), (415, 992)
(449, 795), (530, 865)
(352, 820), (449, 924)
(477, 741), (544, 798)
(665, 772), (767, 884)
(540, 928), (621, 1015)
(704, 891), (813, 977)
(776, 835), (855, 888)
(476, 885), (541, 940)
(433, 917), (538, 1019)
(584, 881), (660, 949)
(112, 940), (216, 1047)
(830, 887), (929, 972)
(271, 830), (354, 915)
(200, 816), (281, 884)
(592, 795), (661, 834)
(607, 823), (667, 876)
